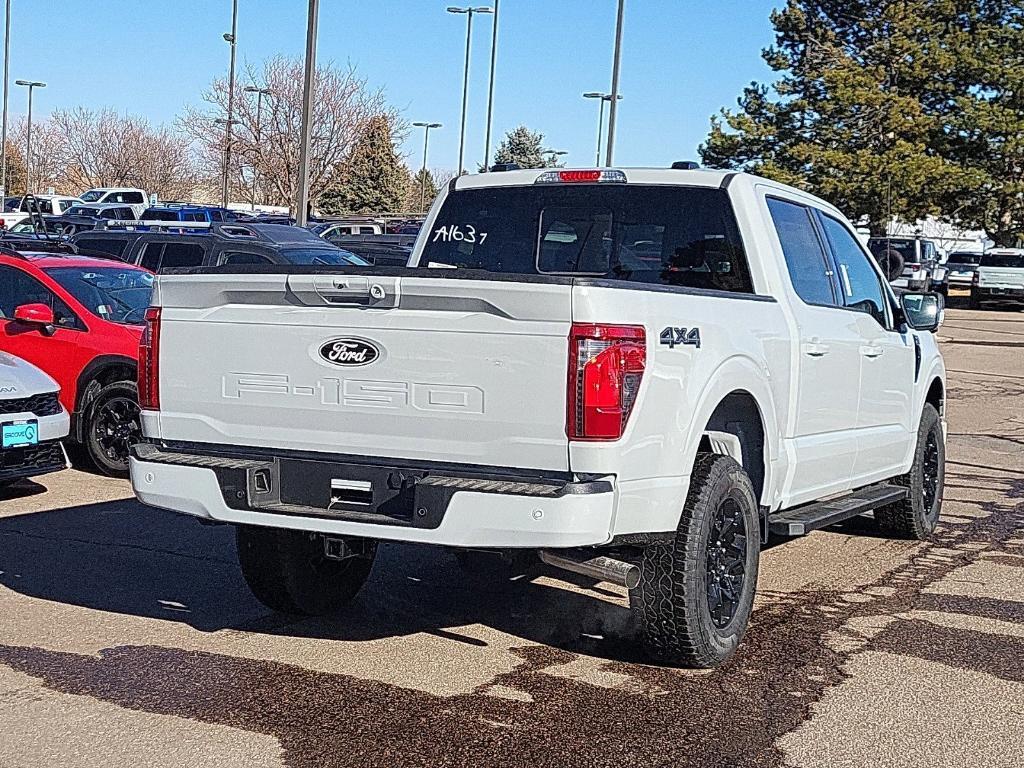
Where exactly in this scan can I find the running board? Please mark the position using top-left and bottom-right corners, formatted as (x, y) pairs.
(769, 483), (908, 536)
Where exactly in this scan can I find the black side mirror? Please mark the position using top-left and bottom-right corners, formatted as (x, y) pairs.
(901, 292), (943, 332)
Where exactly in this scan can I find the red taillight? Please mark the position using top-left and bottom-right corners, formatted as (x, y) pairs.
(138, 307), (161, 410)
(567, 324), (646, 440)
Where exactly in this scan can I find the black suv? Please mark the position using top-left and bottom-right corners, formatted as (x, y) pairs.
(70, 223), (367, 271)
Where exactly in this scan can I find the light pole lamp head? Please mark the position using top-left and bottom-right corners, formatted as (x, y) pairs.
(414, 122), (443, 129)
(472, 6), (494, 12)
(583, 92), (604, 99)
(243, 85), (272, 95)
(15, 80), (46, 88)
(223, 32), (235, 43)
(446, 6), (468, 12)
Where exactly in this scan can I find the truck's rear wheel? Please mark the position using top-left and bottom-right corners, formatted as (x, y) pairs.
(876, 404), (944, 540)
(630, 453), (760, 668)
(236, 526), (377, 615)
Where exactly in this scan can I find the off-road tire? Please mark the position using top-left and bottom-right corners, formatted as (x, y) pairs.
(630, 453), (760, 668)
(876, 404), (944, 540)
(878, 249), (905, 283)
(84, 380), (141, 478)
(236, 526), (377, 615)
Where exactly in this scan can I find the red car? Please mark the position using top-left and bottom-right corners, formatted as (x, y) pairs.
(0, 249), (153, 476)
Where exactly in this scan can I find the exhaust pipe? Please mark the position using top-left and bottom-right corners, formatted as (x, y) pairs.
(539, 550), (640, 589)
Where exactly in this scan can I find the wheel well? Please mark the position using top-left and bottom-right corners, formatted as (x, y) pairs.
(72, 357), (137, 441)
(698, 390), (767, 502)
(925, 377), (944, 417)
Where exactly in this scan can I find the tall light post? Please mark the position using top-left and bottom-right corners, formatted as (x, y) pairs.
(295, 0), (319, 226)
(447, 6), (492, 176)
(15, 80), (44, 194)
(604, 0), (626, 166)
(1, 0), (11, 197)
(481, 0), (500, 173)
(412, 121), (441, 212)
(243, 85), (272, 211)
(220, 0), (239, 210)
(583, 92), (621, 166)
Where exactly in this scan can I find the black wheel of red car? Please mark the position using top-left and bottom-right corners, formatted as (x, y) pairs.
(85, 380), (141, 478)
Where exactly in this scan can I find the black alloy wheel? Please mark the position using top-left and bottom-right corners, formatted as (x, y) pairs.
(705, 497), (749, 629)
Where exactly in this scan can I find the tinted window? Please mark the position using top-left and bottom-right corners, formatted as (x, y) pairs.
(123, 192), (145, 204)
(77, 237), (129, 258)
(221, 251), (273, 265)
(139, 243), (163, 271)
(981, 252), (1024, 268)
(160, 242), (206, 269)
(0, 265), (81, 328)
(819, 214), (888, 326)
(142, 208), (179, 221)
(766, 198), (835, 305)
(946, 252), (981, 266)
(277, 247), (369, 266)
(419, 185), (753, 292)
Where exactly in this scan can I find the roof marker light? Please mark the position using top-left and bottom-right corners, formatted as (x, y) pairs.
(535, 169), (627, 184)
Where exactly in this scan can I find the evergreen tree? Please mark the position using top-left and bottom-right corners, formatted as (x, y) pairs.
(320, 115), (409, 215)
(700, 0), (1022, 241)
(492, 125), (561, 169)
(406, 166), (439, 212)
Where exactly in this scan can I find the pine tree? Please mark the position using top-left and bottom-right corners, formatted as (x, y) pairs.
(406, 167), (439, 213)
(491, 125), (561, 170)
(698, 1), (1018, 236)
(320, 115), (409, 215)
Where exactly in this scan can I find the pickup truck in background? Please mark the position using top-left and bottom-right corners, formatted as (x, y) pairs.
(130, 167), (947, 667)
(0, 194), (83, 229)
(970, 248), (1024, 309)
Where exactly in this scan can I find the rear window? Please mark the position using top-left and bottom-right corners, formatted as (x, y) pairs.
(277, 247), (369, 266)
(419, 184), (753, 293)
(77, 237), (129, 258)
(981, 252), (1024, 269)
(141, 208), (179, 221)
(946, 252), (981, 265)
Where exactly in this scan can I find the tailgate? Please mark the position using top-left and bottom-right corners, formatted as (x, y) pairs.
(977, 267), (1024, 288)
(153, 272), (573, 471)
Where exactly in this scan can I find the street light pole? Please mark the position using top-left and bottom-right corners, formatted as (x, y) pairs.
(221, 0), (239, 210)
(15, 80), (44, 194)
(604, 0), (625, 166)
(448, 6), (492, 176)
(1, 0), (11, 196)
(295, 0), (320, 226)
(244, 85), (272, 211)
(482, 0), (499, 173)
(412, 121), (442, 212)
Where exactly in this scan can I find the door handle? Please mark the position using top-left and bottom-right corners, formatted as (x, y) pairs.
(801, 342), (830, 357)
(860, 344), (884, 358)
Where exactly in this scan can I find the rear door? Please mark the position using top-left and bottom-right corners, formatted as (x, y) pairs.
(155, 273), (574, 471)
(765, 197), (862, 504)
(816, 212), (914, 484)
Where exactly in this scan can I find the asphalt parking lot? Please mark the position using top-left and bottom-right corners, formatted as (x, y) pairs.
(0, 306), (1022, 768)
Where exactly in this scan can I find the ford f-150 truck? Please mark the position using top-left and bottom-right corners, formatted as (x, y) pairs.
(129, 167), (947, 667)
(969, 248), (1024, 308)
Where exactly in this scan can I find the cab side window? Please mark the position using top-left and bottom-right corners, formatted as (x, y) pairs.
(0, 266), (82, 329)
(766, 198), (835, 306)
(817, 213), (889, 327)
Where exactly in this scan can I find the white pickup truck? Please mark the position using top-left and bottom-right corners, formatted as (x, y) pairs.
(130, 167), (947, 667)
(969, 248), (1024, 308)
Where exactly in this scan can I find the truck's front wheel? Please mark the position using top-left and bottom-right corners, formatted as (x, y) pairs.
(236, 526), (377, 615)
(875, 403), (944, 540)
(630, 454), (760, 668)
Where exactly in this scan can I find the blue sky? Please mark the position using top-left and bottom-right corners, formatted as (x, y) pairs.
(7, 0), (780, 171)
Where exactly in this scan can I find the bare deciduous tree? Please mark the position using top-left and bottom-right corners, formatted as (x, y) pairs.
(181, 56), (392, 210)
(11, 109), (199, 199)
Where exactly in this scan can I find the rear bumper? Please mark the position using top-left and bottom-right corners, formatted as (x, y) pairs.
(975, 286), (1024, 299)
(130, 443), (618, 548)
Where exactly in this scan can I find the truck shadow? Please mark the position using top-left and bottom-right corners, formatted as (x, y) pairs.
(0, 500), (647, 661)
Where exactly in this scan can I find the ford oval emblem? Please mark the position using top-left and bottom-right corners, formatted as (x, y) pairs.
(318, 338), (381, 367)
